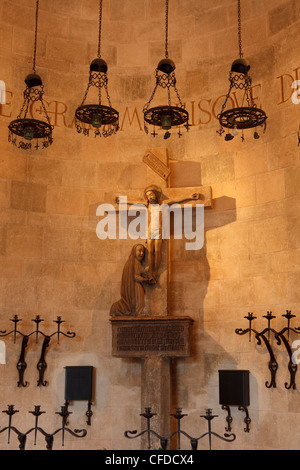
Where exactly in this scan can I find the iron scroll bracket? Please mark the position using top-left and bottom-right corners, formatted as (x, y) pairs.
(238, 406), (251, 433)
(221, 405), (233, 432)
(221, 404), (251, 434)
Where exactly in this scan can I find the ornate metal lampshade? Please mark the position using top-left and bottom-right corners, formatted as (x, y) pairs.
(75, 0), (119, 137)
(217, 0), (267, 141)
(143, 0), (189, 139)
(8, 0), (53, 150)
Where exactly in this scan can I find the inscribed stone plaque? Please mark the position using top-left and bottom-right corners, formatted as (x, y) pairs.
(110, 316), (194, 358)
(143, 151), (171, 181)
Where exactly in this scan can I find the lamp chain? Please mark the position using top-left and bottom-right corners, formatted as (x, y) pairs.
(32, 0), (39, 73)
(165, 0), (169, 58)
(237, 0), (243, 58)
(98, 0), (103, 58)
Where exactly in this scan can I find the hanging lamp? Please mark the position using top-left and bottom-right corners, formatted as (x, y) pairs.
(75, 0), (119, 137)
(217, 0), (267, 141)
(8, 0), (53, 150)
(143, 0), (189, 139)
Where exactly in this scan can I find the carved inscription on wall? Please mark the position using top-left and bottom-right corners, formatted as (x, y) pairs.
(111, 316), (194, 358)
(2, 66), (300, 132)
(117, 324), (185, 352)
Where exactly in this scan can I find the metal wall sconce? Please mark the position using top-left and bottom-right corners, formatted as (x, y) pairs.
(124, 407), (236, 450)
(219, 370), (251, 433)
(143, 0), (189, 140)
(64, 366), (94, 426)
(0, 404), (87, 450)
(75, 0), (119, 137)
(8, 0), (53, 150)
(217, 0), (267, 141)
(235, 310), (300, 390)
(0, 315), (75, 387)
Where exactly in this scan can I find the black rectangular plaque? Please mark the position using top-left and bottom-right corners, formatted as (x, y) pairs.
(218, 370), (250, 406)
(65, 366), (94, 401)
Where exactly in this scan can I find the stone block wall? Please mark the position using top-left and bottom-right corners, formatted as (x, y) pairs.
(0, 0), (299, 450)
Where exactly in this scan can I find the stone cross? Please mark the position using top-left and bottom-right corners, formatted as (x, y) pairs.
(109, 148), (212, 449)
(108, 148), (212, 316)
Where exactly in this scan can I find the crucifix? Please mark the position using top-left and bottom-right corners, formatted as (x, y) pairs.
(109, 148), (212, 448)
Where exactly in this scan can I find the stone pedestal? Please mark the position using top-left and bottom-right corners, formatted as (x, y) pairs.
(111, 316), (194, 448)
(140, 356), (171, 449)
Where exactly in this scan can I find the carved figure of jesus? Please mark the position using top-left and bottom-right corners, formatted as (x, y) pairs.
(116, 184), (201, 280)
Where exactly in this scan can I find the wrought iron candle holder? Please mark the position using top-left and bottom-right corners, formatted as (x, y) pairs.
(0, 315), (76, 387)
(124, 407), (236, 450)
(235, 310), (300, 390)
(0, 403), (87, 450)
